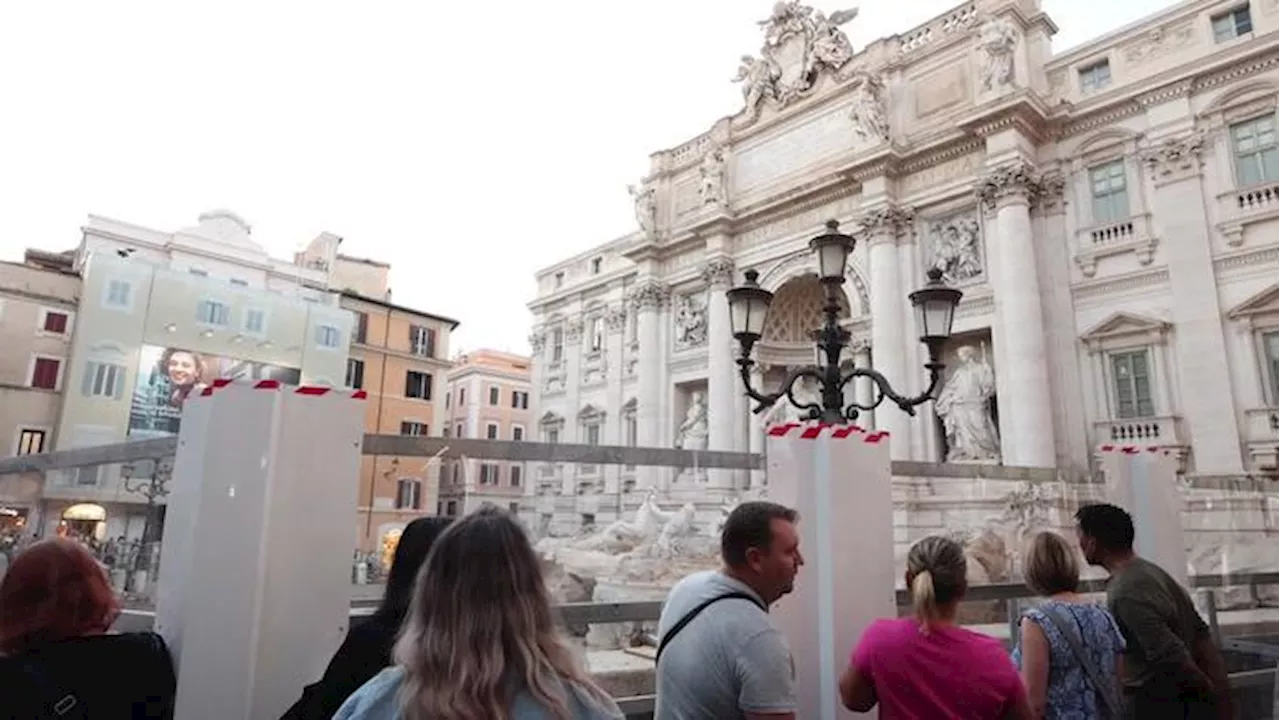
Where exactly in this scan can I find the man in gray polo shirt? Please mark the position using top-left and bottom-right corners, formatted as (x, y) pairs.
(654, 501), (803, 720)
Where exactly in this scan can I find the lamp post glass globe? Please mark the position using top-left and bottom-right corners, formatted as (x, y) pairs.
(808, 219), (855, 282)
(909, 268), (963, 343)
(726, 269), (774, 343)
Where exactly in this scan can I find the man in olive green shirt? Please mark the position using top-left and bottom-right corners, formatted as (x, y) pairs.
(1075, 503), (1232, 720)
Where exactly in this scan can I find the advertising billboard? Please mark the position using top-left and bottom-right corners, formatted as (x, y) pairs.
(128, 344), (301, 436)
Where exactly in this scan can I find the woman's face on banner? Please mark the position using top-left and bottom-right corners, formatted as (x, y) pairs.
(167, 351), (200, 386)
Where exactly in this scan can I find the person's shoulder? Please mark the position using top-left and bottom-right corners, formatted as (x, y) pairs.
(334, 667), (404, 720)
(954, 626), (1011, 657)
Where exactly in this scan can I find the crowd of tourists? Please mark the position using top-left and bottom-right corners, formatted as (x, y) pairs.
(0, 499), (1235, 719)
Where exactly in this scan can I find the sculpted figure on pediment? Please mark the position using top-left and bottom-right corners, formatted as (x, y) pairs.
(979, 17), (1018, 92)
(810, 7), (860, 69)
(628, 183), (657, 238)
(847, 71), (889, 145)
(699, 144), (729, 207)
(732, 55), (780, 119)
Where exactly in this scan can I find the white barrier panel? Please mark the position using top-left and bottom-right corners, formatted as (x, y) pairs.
(154, 379), (367, 720)
(1099, 444), (1188, 587)
(766, 422), (894, 720)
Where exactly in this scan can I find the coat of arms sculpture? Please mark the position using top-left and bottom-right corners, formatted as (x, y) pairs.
(732, 2), (861, 120)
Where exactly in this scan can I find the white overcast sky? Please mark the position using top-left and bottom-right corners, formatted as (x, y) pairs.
(0, 0), (1174, 354)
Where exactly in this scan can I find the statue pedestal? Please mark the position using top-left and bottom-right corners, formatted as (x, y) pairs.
(1099, 445), (1188, 586)
(765, 422), (895, 720)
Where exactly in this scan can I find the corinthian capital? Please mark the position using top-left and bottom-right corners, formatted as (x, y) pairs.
(627, 280), (670, 312)
(974, 161), (1040, 211)
(855, 206), (915, 244)
(1140, 131), (1205, 183)
(528, 329), (546, 352)
(702, 256), (735, 288)
(605, 305), (628, 333)
(563, 315), (584, 345)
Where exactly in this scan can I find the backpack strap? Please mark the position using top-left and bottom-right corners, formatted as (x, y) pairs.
(655, 592), (766, 664)
(1039, 604), (1124, 720)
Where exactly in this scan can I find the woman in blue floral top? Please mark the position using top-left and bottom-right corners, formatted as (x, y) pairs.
(1012, 531), (1126, 719)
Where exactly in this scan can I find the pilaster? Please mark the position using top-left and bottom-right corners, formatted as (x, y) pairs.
(561, 316), (584, 496)
(1140, 130), (1244, 473)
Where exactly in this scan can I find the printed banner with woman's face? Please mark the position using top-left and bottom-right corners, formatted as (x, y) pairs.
(128, 345), (301, 436)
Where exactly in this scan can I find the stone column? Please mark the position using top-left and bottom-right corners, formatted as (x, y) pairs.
(603, 306), (628, 500)
(862, 207), (913, 460)
(561, 317), (583, 496)
(527, 329), (547, 498)
(852, 341), (874, 429)
(1141, 131), (1243, 473)
(748, 363), (766, 489)
(629, 280), (669, 490)
(704, 256), (736, 491)
(976, 163), (1056, 468)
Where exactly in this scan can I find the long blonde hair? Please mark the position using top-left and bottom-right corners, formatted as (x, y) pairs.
(907, 535), (967, 632)
(394, 506), (614, 720)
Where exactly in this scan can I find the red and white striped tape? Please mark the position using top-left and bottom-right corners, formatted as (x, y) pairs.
(765, 423), (888, 443)
(1097, 444), (1170, 456)
(196, 377), (366, 400)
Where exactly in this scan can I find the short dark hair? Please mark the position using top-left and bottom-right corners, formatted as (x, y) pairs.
(1074, 503), (1135, 553)
(720, 501), (798, 567)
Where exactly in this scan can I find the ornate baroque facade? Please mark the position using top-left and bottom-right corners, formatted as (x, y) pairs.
(527, 0), (1279, 529)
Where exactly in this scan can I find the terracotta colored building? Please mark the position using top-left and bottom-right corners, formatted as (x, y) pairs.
(340, 278), (458, 555)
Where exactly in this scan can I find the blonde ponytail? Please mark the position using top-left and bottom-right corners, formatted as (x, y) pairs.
(911, 567), (938, 628)
(906, 536), (967, 633)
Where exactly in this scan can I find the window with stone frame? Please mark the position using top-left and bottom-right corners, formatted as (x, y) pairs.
(1230, 114), (1278, 187)
(1089, 159), (1129, 224)
(551, 328), (564, 363)
(540, 412), (564, 444)
(1078, 60), (1111, 93)
(587, 316), (604, 353)
(578, 404), (605, 447)
(1212, 4), (1253, 43)
(1109, 349), (1155, 419)
(1081, 312), (1174, 428)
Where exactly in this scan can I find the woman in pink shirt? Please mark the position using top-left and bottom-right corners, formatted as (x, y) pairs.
(839, 535), (1034, 720)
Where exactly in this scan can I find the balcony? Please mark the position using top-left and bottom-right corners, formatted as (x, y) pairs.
(1093, 415), (1187, 459)
(1074, 214), (1157, 278)
(1243, 408), (1279, 473)
(1218, 182), (1280, 247)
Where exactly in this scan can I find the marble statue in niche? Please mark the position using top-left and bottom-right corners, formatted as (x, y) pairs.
(699, 144), (728, 207)
(676, 391), (709, 451)
(673, 293), (708, 349)
(979, 17), (1018, 92)
(848, 71), (889, 145)
(629, 183), (657, 238)
(936, 345), (1001, 462)
(928, 213), (983, 283)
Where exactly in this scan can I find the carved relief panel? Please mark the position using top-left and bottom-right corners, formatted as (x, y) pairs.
(673, 292), (708, 351)
(923, 209), (985, 285)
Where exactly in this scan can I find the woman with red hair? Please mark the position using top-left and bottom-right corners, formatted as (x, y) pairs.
(0, 538), (175, 718)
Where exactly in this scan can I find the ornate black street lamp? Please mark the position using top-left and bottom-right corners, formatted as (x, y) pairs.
(726, 220), (963, 424)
